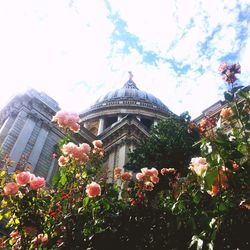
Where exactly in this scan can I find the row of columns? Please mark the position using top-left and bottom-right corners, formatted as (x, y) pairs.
(96, 115), (158, 136)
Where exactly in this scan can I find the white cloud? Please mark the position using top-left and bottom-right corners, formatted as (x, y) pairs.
(0, 0), (249, 120)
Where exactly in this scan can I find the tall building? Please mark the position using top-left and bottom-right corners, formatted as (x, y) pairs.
(0, 76), (172, 181)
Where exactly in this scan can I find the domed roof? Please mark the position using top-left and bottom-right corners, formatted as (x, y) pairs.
(91, 79), (169, 112)
(80, 73), (172, 120)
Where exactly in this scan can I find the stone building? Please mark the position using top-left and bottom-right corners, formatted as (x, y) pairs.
(0, 76), (172, 182)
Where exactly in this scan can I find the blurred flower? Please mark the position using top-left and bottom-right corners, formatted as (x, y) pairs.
(189, 157), (208, 176)
(52, 111), (80, 133)
(86, 182), (101, 198)
(121, 172), (132, 182)
(161, 168), (177, 175)
(3, 182), (19, 195)
(207, 185), (219, 197)
(114, 167), (122, 179)
(58, 156), (70, 167)
(30, 176), (46, 190)
(92, 140), (103, 148)
(15, 171), (32, 186)
(220, 107), (233, 119)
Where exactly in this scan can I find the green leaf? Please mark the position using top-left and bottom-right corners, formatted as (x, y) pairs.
(60, 169), (67, 186)
(192, 191), (201, 204)
(52, 174), (60, 186)
(224, 91), (234, 102)
(0, 170), (6, 177)
(218, 202), (227, 212)
(205, 169), (218, 188)
(83, 196), (90, 208)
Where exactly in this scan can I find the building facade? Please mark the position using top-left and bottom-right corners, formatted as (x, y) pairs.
(0, 77), (172, 182)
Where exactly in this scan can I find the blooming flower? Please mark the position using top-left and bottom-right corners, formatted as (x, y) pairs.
(30, 176), (46, 190)
(161, 168), (176, 175)
(62, 142), (90, 164)
(92, 140), (103, 148)
(86, 182), (101, 198)
(4, 182), (19, 195)
(15, 171), (32, 186)
(189, 157), (208, 176)
(121, 172), (132, 182)
(114, 167), (122, 179)
(144, 181), (154, 191)
(79, 143), (91, 155)
(150, 175), (159, 184)
(58, 156), (70, 167)
(52, 111), (80, 133)
(136, 173), (144, 182)
(220, 107), (233, 119)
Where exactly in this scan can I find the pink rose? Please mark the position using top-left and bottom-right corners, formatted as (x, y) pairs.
(86, 182), (101, 198)
(15, 172), (31, 186)
(70, 123), (80, 133)
(136, 173), (144, 182)
(52, 111), (80, 133)
(79, 143), (91, 155)
(58, 156), (69, 167)
(121, 172), (132, 182)
(62, 142), (77, 156)
(160, 168), (176, 175)
(4, 182), (19, 195)
(189, 157), (208, 176)
(30, 176), (45, 190)
(148, 168), (158, 176)
(150, 175), (159, 184)
(114, 167), (122, 179)
(144, 181), (154, 191)
(92, 140), (103, 148)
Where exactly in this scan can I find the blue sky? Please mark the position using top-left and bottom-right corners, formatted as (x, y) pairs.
(0, 0), (249, 118)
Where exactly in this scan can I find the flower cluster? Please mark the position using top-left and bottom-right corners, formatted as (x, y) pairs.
(52, 111), (80, 133)
(161, 168), (177, 175)
(136, 167), (159, 191)
(59, 142), (91, 166)
(199, 116), (217, 134)
(4, 172), (45, 195)
(189, 157), (208, 177)
(218, 62), (241, 84)
(114, 166), (132, 182)
(92, 140), (104, 157)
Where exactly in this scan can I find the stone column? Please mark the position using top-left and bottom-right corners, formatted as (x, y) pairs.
(118, 144), (127, 167)
(0, 115), (15, 144)
(28, 122), (49, 172)
(107, 151), (115, 183)
(46, 157), (56, 183)
(154, 120), (158, 126)
(83, 122), (88, 128)
(97, 117), (104, 135)
(9, 116), (36, 172)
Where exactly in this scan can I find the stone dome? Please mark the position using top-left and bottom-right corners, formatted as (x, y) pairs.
(80, 77), (172, 136)
(86, 79), (170, 114)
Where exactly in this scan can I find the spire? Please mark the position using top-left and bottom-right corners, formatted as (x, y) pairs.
(123, 71), (139, 89)
(128, 71), (133, 81)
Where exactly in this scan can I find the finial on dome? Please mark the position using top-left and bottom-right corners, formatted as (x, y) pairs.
(128, 71), (133, 81)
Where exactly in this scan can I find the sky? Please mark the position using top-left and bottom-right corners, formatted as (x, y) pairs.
(0, 0), (249, 119)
